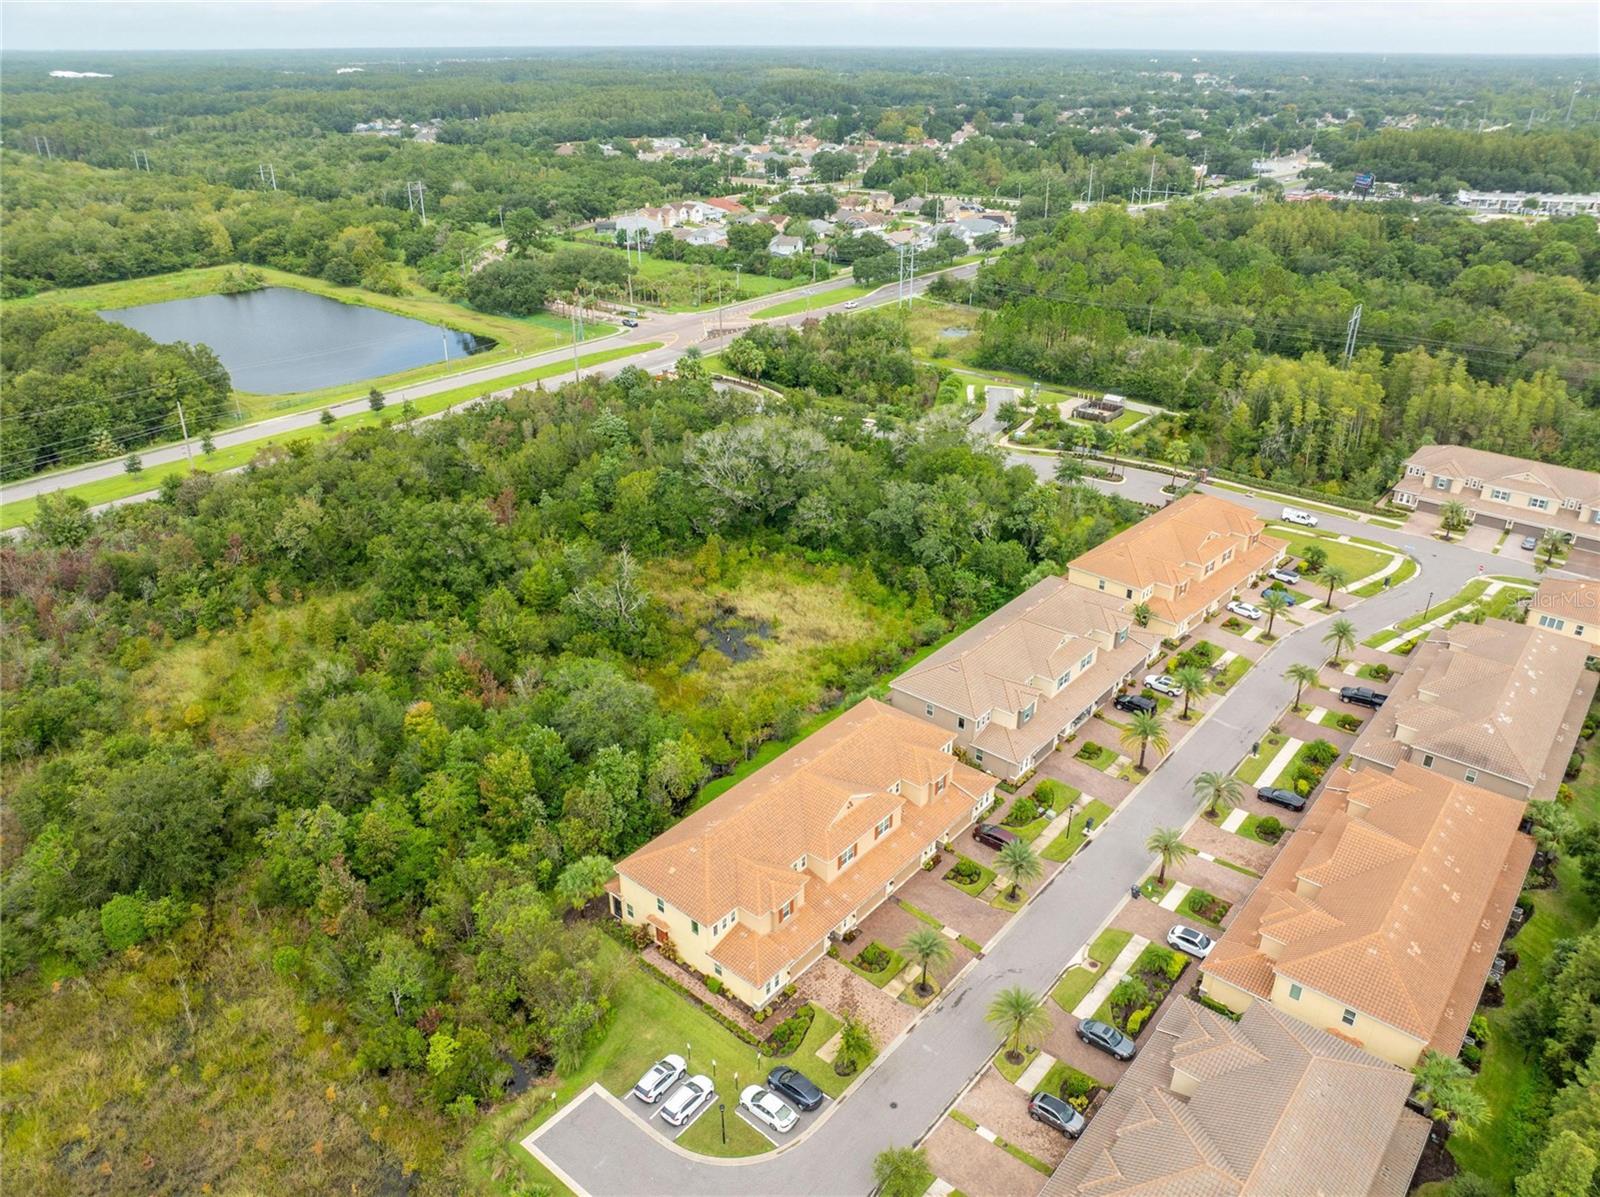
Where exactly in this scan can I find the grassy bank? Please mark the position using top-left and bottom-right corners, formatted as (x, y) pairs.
(750, 283), (875, 320)
(1, 342), (659, 531)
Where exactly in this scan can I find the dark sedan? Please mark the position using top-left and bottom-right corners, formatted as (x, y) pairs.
(973, 823), (1019, 851)
(1258, 786), (1306, 812)
(766, 1065), (824, 1112)
(1114, 693), (1157, 715)
(1078, 1018), (1138, 1061)
(1028, 1092), (1086, 1138)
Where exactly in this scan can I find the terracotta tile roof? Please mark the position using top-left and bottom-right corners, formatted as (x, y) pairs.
(1203, 763), (1530, 1047)
(1044, 999), (1426, 1197)
(1398, 444), (1600, 507)
(1069, 493), (1285, 625)
(615, 699), (992, 981)
(891, 578), (1157, 765)
(1350, 621), (1595, 797)
(1534, 577), (1600, 624)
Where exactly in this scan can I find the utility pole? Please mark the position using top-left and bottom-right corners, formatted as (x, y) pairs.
(571, 290), (584, 380)
(1567, 84), (1582, 126)
(131, 150), (150, 171)
(406, 180), (426, 223)
(175, 399), (194, 469)
(1043, 174), (1051, 220)
(1342, 303), (1363, 368)
(258, 163), (277, 190)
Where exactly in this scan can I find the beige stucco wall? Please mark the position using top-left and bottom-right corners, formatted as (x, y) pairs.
(1197, 972), (1259, 1016)
(1393, 750), (1532, 802)
(1268, 975), (1426, 1069)
(615, 873), (771, 1005)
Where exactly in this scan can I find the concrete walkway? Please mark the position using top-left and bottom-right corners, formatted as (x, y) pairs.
(1072, 934), (1149, 1019)
(1159, 881), (1192, 912)
(1015, 1051), (1057, 1091)
(1255, 736), (1303, 788)
(1219, 808), (1248, 833)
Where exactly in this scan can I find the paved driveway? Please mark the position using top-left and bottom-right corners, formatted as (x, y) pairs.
(922, 1117), (1049, 1197)
(523, 532), (1483, 1196)
(957, 1070), (1069, 1167)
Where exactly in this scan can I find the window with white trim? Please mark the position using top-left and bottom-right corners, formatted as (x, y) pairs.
(1530, 497), (1550, 510)
(1465, 769), (1478, 783)
(778, 899), (793, 922)
(714, 963), (722, 976)
(974, 749), (984, 765)
(1422, 753), (1435, 768)
(1434, 476), (1451, 490)
(1491, 488), (1511, 502)
(957, 716), (966, 729)
(874, 814), (892, 840)
(1288, 983), (1302, 1000)
(792, 855), (807, 871)
(837, 844), (856, 869)
(925, 701), (934, 717)
(1341, 1008), (1357, 1026)
(656, 897), (665, 913)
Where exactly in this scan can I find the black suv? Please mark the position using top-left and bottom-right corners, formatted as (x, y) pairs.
(1258, 786), (1306, 812)
(1339, 686), (1387, 709)
(1114, 693), (1157, 715)
(766, 1066), (824, 1112)
(1028, 1092), (1086, 1138)
(973, 823), (1019, 851)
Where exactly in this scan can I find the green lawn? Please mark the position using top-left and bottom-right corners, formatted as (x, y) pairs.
(1052, 928), (1134, 1012)
(1351, 555), (1417, 598)
(1211, 656), (1251, 692)
(1234, 812), (1287, 846)
(552, 237), (800, 311)
(1235, 732), (1289, 785)
(1273, 530), (1394, 583)
(1445, 748), (1600, 1186)
(1364, 579), (1493, 647)
(1070, 740), (1120, 771)
(990, 883), (1029, 911)
(1041, 799), (1113, 862)
(1257, 738), (1334, 790)
(1, 341), (660, 531)
(944, 855), (997, 898)
(750, 283), (875, 320)
(992, 1045), (1041, 1085)
(1036, 1060), (1106, 1103)
(844, 943), (907, 988)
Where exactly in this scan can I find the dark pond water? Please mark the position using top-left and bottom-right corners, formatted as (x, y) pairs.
(99, 287), (489, 394)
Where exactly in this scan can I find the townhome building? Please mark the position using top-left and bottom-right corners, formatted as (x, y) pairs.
(609, 700), (994, 1009)
(1043, 1000), (1428, 1197)
(1391, 444), (1600, 550)
(1530, 577), (1600, 652)
(1064, 493), (1286, 639)
(1348, 620), (1596, 801)
(887, 578), (1159, 780)
(1201, 763), (1531, 1069)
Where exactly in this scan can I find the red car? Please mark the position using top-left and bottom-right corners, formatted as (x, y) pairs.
(973, 823), (1019, 850)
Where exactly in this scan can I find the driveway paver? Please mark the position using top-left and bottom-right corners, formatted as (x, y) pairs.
(898, 865), (1013, 946)
(793, 956), (912, 1045)
(958, 1070), (1069, 1167)
(922, 1117), (1049, 1197)
(1182, 814), (1280, 874)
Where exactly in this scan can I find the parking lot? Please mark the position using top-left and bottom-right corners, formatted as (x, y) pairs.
(626, 1083), (719, 1143)
(625, 1078), (830, 1148)
(734, 1093), (831, 1146)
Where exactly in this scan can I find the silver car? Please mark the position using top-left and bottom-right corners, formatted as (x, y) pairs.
(1143, 673), (1182, 697)
(1167, 924), (1214, 959)
(740, 1084), (798, 1133)
(631, 1054), (686, 1103)
(659, 1074), (715, 1126)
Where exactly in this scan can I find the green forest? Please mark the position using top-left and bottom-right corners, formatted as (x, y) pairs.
(0, 312), (1139, 1192)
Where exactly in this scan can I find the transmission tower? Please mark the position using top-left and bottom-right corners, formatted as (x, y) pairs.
(1342, 303), (1363, 368)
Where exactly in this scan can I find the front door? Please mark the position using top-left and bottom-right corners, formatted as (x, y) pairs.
(655, 924), (670, 947)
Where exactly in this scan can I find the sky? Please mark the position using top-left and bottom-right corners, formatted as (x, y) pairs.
(3, 0), (1597, 56)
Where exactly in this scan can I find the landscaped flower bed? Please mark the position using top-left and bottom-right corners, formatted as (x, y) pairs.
(944, 854), (996, 896)
(1183, 887), (1231, 925)
(1096, 943), (1187, 1036)
(844, 941), (906, 987)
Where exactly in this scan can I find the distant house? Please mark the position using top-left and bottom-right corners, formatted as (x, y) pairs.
(892, 195), (928, 214)
(767, 235), (805, 257)
(608, 214), (662, 240)
(1391, 444), (1600, 550)
(682, 225), (727, 248)
(806, 218), (837, 238)
(705, 196), (749, 217)
(1531, 578), (1600, 651)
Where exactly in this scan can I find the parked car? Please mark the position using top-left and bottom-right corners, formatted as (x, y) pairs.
(1144, 673), (1182, 697)
(974, 823), (1019, 850)
(1228, 599), (1264, 620)
(621, 317), (640, 328)
(659, 1075), (715, 1126)
(1269, 567), (1301, 585)
(1167, 924), (1215, 959)
(1028, 1092), (1086, 1138)
(1114, 693), (1158, 715)
(1281, 507), (1319, 527)
(1263, 585), (1297, 606)
(843, 299), (859, 309)
(739, 1085), (798, 1134)
(766, 1066), (824, 1112)
(1258, 786), (1306, 812)
(1339, 686), (1387, 709)
(1522, 535), (1539, 551)
(1078, 1018), (1138, 1060)
(631, 1054), (687, 1103)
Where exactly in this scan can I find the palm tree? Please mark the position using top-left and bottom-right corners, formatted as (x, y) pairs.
(1193, 770), (1244, 819)
(1412, 1051), (1489, 1131)
(1146, 826), (1195, 885)
(838, 1016), (876, 1072)
(1132, 601), (1153, 629)
(1438, 499), (1470, 542)
(1538, 526), (1565, 567)
(996, 838), (1043, 902)
(1162, 438), (1190, 489)
(1320, 564), (1351, 609)
(1172, 664), (1210, 720)
(1261, 587), (1290, 636)
(987, 986), (1052, 1063)
(1120, 709), (1169, 772)
(902, 927), (953, 997)
(872, 1146), (934, 1197)
(1284, 662), (1320, 712)
(1106, 429), (1130, 479)
(1322, 616), (1357, 665)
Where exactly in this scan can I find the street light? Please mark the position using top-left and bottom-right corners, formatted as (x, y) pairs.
(719, 1101), (727, 1145)
(1422, 590), (1434, 623)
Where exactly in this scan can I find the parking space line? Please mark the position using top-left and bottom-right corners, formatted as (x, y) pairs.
(734, 1104), (791, 1148)
(663, 1098), (713, 1139)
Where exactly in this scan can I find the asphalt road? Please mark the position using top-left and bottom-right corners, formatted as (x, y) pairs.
(525, 513), (1484, 1196)
(2, 262), (980, 512)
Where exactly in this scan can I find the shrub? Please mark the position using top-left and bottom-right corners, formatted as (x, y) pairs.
(767, 1004), (815, 1054)
(1566, 752), (1584, 780)
(1033, 779), (1071, 813)
(1004, 797), (1039, 827)
(1336, 714), (1362, 732)
(1160, 949), (1186, 981)
(1467, 1013), (1491, 1046)
(1255, 815), (1284, 842)
(1303, 739), (1339, 767)
(946, 859), (982, 884)
(706, 976), (723, 996)
(783, 982), (797, 998)
(1075, 741), (1103, 761)
(1126, 1006), (1153, 1036)
(1196, 993), (1243, 1021)
(99, 894), (148, 951)
(1367, 663), (1392, 681)
(754, 1008), (769, 1024)
(1184, 889), (1231, 923)
(1460, 1041), (1482, 1070)
(854, 942), (893, 973)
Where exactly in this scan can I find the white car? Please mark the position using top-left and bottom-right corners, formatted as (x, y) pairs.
(740, 1084), (798, 1134)
(843, 299), (859, 309)
(659, 1074), (715, 1126)
(1281, 507), (1319, 527)
(1167, 924), (1215, 959)
(1268, 567), (1301, 586)
(1143, 673), (1182, 697)
(630, 1054), (686, 1103)
(1227, 599), (1264, 620)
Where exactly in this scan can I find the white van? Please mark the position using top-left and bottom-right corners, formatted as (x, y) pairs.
(1281, 507), (1318, 527)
